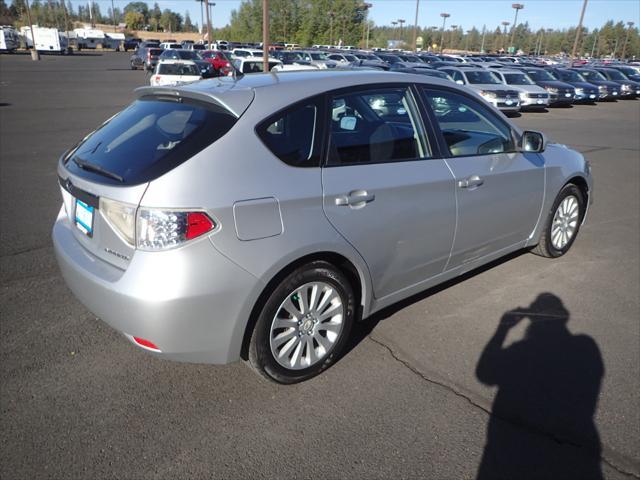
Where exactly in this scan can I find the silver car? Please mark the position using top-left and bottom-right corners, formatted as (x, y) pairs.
(52, 71), (592, 383)
(489, 69), (551, 109)
(439, 66), (522, 113)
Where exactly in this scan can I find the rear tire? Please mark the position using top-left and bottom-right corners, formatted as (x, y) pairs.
(248, 261), (355, 384)
(532, 184), (585, 258)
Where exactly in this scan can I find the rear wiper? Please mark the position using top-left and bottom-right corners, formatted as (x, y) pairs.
(72, 157), (124, 183)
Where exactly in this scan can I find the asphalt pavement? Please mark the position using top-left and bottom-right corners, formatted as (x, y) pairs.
(1, 52), (638, 480)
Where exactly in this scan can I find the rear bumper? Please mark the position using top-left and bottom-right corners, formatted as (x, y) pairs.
(52, 207), (261, 364)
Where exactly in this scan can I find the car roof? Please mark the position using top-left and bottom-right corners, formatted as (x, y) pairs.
(491, 69), (525, 75)
(137, 70), (453, 118)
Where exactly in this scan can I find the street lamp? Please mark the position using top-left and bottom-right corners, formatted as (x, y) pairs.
(480, 24), (487, 53)
(411, 0), (420, 52)
(621, 21), (635, 59)
(398, 19), (406, 42)
(501, 21), (510, 51)
(571, 0), (588, 58)
(450, 25), (458, 51)
(439, 13), (450, 53)
(509, 3), (524, 52)
(392, 21), (398, 40)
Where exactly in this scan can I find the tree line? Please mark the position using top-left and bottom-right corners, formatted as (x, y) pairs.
(1, 0), (638, 58)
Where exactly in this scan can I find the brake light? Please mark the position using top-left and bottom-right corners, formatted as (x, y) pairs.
(132, 336), (161, 351)
(154, 75), (161, 82)
(137, 209), (215, 251)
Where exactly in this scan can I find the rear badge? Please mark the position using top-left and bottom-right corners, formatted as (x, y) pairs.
(104, 248), (130, 261)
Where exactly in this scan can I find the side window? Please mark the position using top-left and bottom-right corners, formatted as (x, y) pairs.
(422, 88), (516, 157)
(257, 100), (320, 167)
(451, 71), (465, 84)
(327, 86), (429, 166)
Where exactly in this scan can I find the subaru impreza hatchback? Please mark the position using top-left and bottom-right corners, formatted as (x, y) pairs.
(53, 71), (592, 383)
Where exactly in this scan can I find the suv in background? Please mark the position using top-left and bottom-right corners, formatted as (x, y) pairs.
(130, 46), (162, 71)
(123, 37), (141, 52)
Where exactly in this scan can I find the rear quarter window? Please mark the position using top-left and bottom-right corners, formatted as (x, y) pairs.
(64, 97), (237, 185)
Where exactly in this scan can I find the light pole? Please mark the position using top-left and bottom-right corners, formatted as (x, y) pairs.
(24, 0), (39, 60)
(366, 5), (373, 49)
(509, 3), (524, 52)
(398, 19), (406, 43)
(590, 30), (598, 58)
(208, 2), (216, 42)
(571, 0), (588, 58)
(621, 21), (635, 59)
(392, 21), (398, 40)
(412, 0), (420, 52)
(501, 21), (510, 51)
(263, 0), (269, 72)
(439, 13), (450, 53)
(480, 24), (487, 53)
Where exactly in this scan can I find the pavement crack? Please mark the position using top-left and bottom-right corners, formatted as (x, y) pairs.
(368, 335), (640, 479)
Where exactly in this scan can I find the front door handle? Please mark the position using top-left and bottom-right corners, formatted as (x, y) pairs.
(458, 175), (484, 189)
(335, 190), (376, 208)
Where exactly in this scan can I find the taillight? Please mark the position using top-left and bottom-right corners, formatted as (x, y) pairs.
(137, 209), (215, 251)
(154, 75), (161, 82)
(132, 336), (161, 351)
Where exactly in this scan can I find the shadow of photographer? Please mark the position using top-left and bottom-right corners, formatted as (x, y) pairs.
(476, 293), (604, 480)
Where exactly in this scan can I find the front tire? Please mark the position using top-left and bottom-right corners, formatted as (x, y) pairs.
(248, 261), (355, 384)
(532, 184), (585, 258)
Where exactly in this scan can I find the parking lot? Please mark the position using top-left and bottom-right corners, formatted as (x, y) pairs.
(0, 51), (638, 479)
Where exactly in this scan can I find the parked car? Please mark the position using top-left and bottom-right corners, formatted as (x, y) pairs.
(159, 42), (182, 50)
(52, 71), (592, 384)
(489, 69), (550, 109)
(201, 50), (233, 76)
(130, 46), (162, 71)
(390, 66), (454, 81)
(593, 67), (640, 98)
(327, 52), (359, 65)
(271, 50), (319, 70)
(158, 49), (215, 78)
(232, 57), (282, 73)
(150, 60), (202, 86)
(123, 37), (141, 52)
(438, 67), (521, 113)
(514, 67), (576, 106)
(604, 64), (640, 82)
(292, 50), (339, 69)
(570, 68), (621, 100)
(231, 48), (263, 58)
(544, 68), (599, 103)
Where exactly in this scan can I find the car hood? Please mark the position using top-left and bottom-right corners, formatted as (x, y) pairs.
(466, 83), (518, 92)
(565, 81), (599, 90)
(583, 78), (622, 89)
(507, 84), (548, 94)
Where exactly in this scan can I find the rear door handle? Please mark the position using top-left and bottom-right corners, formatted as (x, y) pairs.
(335, 190), (376, 208)
(458, 175), (484, 189)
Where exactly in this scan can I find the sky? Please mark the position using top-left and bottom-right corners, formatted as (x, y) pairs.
(83, 0), (640, 32)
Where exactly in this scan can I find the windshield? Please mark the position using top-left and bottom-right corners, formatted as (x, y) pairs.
(380, 55), (401, 63)
(503, 73), (535, 85)
(580, 70), (607, 81)
(526, 69), (556, 81)
(310, 52), (329, 60)
(64, 98), (236, 185)
(464, 71), (502, 84)
(615, 66), (637, 76)
(602, 69), (626, 80)
(158, 64), (200, 76)
(559, 70), (585, 82)
(344, 54), (357, 62)
(282, 52), (305, 62)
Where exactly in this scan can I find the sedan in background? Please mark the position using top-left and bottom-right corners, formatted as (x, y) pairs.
(150, 60), (202, 87)
(158, 49), (215, 78)
(593, 67), (640, 99)
(515, 67), (576, 106)
(489, 69), (550, 110)
(438, 67), (521, 113)
(201, 50), (233, 76)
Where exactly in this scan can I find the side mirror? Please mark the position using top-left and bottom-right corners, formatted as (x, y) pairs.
(521, 131), (546, 153)
(455, 79), (465, 85)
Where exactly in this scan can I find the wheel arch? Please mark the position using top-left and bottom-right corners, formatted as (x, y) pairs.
(239, 251), (367, 360)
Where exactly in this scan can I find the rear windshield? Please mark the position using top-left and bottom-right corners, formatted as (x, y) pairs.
(64, 97), (236, 185)
(158, 63), (200, 75)
(149, 48), (162, 55)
